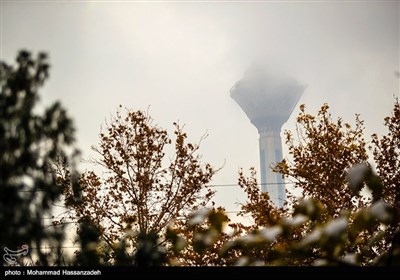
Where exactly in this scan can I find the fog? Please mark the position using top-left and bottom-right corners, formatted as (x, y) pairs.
(2, 0), (399, 220)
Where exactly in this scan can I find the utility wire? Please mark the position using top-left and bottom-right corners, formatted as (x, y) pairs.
(13, 182), (295, 193)
(27, 246), (80, 250)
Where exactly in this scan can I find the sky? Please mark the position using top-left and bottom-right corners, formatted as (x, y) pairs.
(1, 0), (399, 222)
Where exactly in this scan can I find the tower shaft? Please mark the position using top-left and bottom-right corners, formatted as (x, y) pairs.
(259, 130), (285, 208)
(230, 63), (304, 209)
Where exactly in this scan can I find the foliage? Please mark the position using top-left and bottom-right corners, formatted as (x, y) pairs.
(274, 104), (369, 218)
(106, 101), (400, 267)
(57, 108), (218, 264)
(74, 218), (102, 266)
(371, 98), (400, 254)
(221, 103), (373, 265)
(0, 51), (79, 265)
(172, 101), (398, 266)
(166, 208), (241, 266)
(237, 167), (284, 228)
(4, 50), (398, 267)
(167, 164), (399, 266)
(372, 98), (400, 214)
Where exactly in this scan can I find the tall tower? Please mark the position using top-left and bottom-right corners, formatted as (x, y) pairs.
(231, 64), (305, 208)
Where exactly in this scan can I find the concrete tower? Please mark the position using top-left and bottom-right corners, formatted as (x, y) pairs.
(231, 64), (305, 208)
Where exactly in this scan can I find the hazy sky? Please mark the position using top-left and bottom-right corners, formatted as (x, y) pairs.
(1, 0), (399, 218)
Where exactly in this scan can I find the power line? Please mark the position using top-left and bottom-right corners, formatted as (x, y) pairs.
(41, 221), (75, 226)
(41, 210), (243, 222)
(12, 182), (295, 193)
(208, 182), (294, 187)
(27, 246), (80, 250)
(39, 210), (247, 229)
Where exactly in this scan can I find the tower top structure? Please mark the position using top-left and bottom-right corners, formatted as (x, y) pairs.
(230, 63), (305, 133)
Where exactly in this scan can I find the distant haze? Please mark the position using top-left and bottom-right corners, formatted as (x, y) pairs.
(2, 0), (399, 218)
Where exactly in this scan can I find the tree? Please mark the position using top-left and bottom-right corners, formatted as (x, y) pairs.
(371, 98), (400, 256)
(0, 50), (79, 265)
(274, 103), (369, 218)
(159, 102), (393, 266)
(372, 98), (400, 214)
(165, 168), (282, 266)
(234, 168), (305, 265)
(237, 167), (283, 228)
(227, 101), (399, 265)
(166, 207), (241, 266)
(58, 108), (218, 264)
(224, 103), (369, 264)
(166, 164), (399, 266)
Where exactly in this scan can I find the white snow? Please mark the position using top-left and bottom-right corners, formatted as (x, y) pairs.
(283, 214), (308, 227)
(299, 229), (322, 246)
(346, 163), (369, 191)
(324, 217), (348, 238)
(341, 253), (358, 265)
(370, 200), (392, 224)
(235, 256), (250, 266)
(259, 225), (283, 242)
(187, 208), (210, 226)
